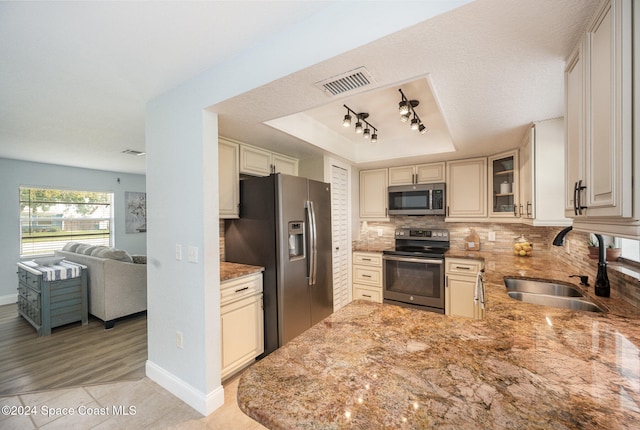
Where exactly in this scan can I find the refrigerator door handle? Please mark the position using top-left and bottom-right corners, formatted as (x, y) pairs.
(305, 200), (318, 286)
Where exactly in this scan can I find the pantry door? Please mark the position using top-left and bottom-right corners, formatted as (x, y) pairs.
(331, 164), (350, 311)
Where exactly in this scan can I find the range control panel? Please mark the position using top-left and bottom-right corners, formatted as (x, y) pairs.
(395, 228), (449, 241)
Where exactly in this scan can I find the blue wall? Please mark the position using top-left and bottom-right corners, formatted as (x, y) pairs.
(0, 157), (146, 303)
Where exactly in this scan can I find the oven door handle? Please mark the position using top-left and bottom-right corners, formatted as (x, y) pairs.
(382, 255), (444, 265)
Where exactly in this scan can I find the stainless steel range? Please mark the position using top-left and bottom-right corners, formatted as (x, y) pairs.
(382, 228), (449, 313)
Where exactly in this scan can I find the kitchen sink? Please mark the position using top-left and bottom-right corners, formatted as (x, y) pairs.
(507, 292), (606, 313)
(504, 277), (584, 297)
(504, 277), (606, 313)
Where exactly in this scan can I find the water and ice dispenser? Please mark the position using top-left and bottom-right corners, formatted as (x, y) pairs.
(288, 221), (305, 260)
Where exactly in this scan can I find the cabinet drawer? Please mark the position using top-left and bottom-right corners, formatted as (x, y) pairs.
(352, 252), (382, 267)
(353, 266), (382, 287)
(353, 285), (382, 303)
(221, 273), (263, 306)
(445, 258), (483, 276)
(20, 271), (41, 291)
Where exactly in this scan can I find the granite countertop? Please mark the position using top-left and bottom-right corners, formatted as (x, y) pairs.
(238, 251), (640, 429)
(220, 261), (264, 282)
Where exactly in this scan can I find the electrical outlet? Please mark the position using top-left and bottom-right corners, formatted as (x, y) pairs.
(175, 244), (182, 261)
(188, 246), (198, 263)
(176, 331), (184, 349)
(377, 228), (383, 237)
(488, 231), (496, 242)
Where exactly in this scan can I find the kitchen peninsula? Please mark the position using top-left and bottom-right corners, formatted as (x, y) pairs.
(237, 251), (640, 429)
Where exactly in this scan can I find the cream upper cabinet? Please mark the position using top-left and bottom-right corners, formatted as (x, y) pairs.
(272, 154), (298, 176)
(446, 158), (487, 219)
(219, 138), (240, 219)
(359, 168), (388, 219)
(521, 119), (570, 226)
(519, 127), (533, 219)
(565, 42), (585, 216)
(565, 0), (634, 221)
(239, 144), (298, 177)
(488, 150), (520, 218)
(388, 162), (445, 186)
(388, 166), (414, 186)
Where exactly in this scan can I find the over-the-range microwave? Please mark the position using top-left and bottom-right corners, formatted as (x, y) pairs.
(388, 183), (446, 216)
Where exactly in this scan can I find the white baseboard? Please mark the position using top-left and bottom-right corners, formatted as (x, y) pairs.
(145, 360), (224, 416)
(0, 293), (17, 306)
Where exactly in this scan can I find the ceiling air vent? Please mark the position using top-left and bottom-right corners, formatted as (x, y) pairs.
(315, 67), (375, 96)
(121, 149), (146, 156)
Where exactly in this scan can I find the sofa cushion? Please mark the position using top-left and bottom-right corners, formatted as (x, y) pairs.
(93, 247), (134, 263)
(76, 244), (96, 255)
(62, 242), (82, 252)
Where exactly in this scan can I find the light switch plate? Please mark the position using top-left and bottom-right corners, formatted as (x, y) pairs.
(175, 244), (182, 261)
(488, 231), (496, 242)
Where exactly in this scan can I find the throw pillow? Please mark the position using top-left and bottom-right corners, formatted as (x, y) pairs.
(99, 248), (134, 263)
(76, 244), (96, 255)
(90, 246), (109, 257)
(62, 242), (81, 252)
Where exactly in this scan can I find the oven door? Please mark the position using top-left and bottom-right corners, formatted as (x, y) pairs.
(382, 255), (444, 311)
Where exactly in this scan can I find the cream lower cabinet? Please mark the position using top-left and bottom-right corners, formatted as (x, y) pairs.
(352, 252), (383, 303)
(445, 258), (484, 320)
(220, 273), (264, 380)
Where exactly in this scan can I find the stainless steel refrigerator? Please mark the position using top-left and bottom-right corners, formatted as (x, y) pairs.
(224, 173), (333, 357)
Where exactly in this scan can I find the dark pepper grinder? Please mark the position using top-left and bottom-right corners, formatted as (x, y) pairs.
(594, 234), (610, 297)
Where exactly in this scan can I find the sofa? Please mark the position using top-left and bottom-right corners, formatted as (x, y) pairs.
(54, 242), (147, 328)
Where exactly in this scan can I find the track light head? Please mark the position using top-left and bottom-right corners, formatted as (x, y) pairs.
(398, 89), (426, 136)
(398, 100), (410, 116)
(341, 105), (378, 142)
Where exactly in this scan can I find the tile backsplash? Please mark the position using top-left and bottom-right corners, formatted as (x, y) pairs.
(353, 216), (561, 253)
(354, 216), (640, 309)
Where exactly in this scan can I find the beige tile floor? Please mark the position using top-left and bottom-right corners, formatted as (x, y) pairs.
(0, 374), (267, 429)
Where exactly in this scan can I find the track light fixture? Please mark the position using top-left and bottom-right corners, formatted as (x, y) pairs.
(342, 105), (378, 143)
(398, 89), (427, 135)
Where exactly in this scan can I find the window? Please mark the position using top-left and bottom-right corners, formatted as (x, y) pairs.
(618, 237), (640, 264)
(20, 187), (113, 256)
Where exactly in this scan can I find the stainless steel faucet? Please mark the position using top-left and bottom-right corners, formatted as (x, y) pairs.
(552, 227), (610, 297)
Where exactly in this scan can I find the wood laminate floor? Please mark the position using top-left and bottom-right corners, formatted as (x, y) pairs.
(0, 303), (146, 396)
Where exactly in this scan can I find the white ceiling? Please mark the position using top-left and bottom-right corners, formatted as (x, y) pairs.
(0, 0), (601, 175)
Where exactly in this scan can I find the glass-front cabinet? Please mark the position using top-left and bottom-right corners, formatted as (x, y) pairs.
(489, 150), (520, 218)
